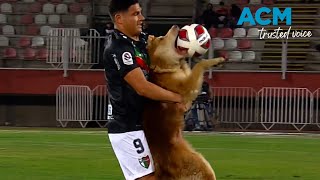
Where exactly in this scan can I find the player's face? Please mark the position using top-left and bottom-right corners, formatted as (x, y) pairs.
(122, 3), (145, 36)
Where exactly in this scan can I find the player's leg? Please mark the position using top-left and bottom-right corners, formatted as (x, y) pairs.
(108, 130), (155, 180)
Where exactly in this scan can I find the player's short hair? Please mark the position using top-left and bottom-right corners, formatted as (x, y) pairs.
(109, 0), (139, 21)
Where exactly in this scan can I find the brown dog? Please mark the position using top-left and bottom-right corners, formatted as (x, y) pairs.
(143, 25), (224, 180)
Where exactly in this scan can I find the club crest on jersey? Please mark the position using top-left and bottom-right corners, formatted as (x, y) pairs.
(122, 52), (133, 65)
(138, 155), (150, 169)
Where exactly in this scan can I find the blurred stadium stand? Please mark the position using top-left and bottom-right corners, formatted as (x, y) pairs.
(0, 0), (319, 70)
(0, 0), (92, 68)
(1, 0), (320, 130)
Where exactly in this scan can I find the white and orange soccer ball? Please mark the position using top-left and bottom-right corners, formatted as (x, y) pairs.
(176, 24), (211, 57)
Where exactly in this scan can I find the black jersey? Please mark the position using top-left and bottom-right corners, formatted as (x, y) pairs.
(103, 29), (150, 134)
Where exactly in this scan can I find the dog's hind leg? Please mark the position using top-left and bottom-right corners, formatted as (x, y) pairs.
(182, 57), (224, 102)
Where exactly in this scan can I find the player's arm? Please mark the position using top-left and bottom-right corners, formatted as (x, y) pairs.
(124, 68), (182, 103)
(113, 44), (182, 103)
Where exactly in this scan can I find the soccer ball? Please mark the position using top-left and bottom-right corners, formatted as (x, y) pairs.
(176, 24), (211, 57)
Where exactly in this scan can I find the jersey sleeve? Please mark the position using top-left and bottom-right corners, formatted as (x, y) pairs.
(109, 43), (138, 78)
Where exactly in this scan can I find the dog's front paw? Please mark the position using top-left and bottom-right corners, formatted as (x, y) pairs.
(218, 57), (225, 63)
(211, 57), (225, 64)
(191, 90), (199, 95)
(184, 90), (199, 102)
(201, 57), (225, 68)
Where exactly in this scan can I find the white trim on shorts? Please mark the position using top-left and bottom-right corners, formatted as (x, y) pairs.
(108, 130), (155, 180)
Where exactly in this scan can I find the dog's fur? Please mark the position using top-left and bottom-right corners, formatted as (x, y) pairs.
(143, 25), (224, 180)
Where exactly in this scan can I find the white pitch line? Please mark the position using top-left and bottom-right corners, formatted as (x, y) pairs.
(0, 154), (117, 161)
(1, 140), (317, 155)
(1, 129), (320, 138)
(184, 131), (320, 138)
(0, 129), (107, 135)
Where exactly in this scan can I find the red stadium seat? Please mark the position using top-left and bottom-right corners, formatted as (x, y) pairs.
(263, 0), (274, 5)
(36, 48), (48, 60)
(218, 51), (228, 60)
(22, 48), (36, 59)
(69, 3), (82, 13)
(208, 27), (217, 38)
(30, 2), (42, 13)
(219, 28), (233, 38)
(50, 0), (62, 3)
(237, 0), (248, 5)
(3, 48), (17, 58)
(250, 5), (262, 14)
(238, 39), (252, 49)
(26, 25), (39, 35)
(20, 15), (34, 25)
(19, 37), (31, 47)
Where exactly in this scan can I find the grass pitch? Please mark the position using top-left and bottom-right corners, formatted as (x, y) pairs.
(0, 128), (319, 180)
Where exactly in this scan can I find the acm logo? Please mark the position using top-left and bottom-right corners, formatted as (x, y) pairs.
(237, 7), (292, 26)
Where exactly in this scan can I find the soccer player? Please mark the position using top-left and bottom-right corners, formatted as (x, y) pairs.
(103, 0), (186, 179)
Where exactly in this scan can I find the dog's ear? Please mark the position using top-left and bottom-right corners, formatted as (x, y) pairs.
(146, 43), (151, 50)
(148, 35), (155, 42)
(147, 35), (156, 50)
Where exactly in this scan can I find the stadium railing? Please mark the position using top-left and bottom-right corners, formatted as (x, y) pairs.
(46, 28), (100, 76)
(92, 85), (108, 128)
(211, 87), (257, 130)
(55, 85), (320, 131)
(56, 85), (109, 128)
(56, 85), (93, 128)
(312, 88), (320, 130)
(257, 87), (313, 131)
